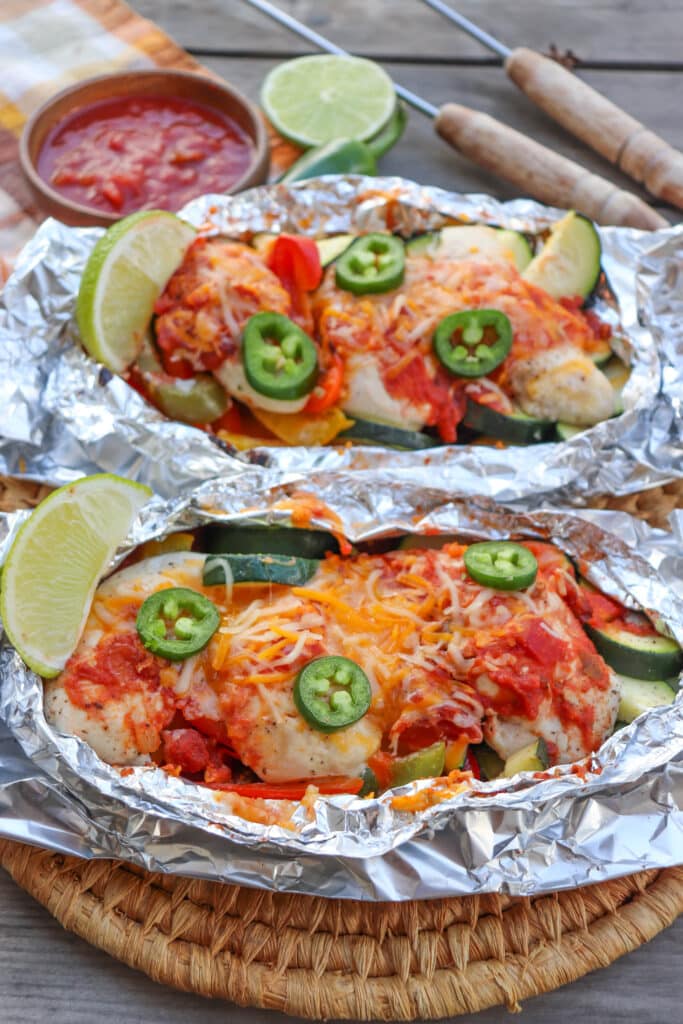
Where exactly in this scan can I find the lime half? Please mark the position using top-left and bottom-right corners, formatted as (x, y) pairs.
(76, 210), (196, 373)
(262, 55), (396, 148)
(0, 474), (152, 677)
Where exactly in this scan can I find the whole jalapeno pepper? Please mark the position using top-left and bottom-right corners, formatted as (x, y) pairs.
(464, 541), (538, 591)
(294, 655), (372, 732)
(136, 587), (220, 661)
(242, 311), (319, 401)
(433, 309), (512, 378)
(335, 233), (405, 295)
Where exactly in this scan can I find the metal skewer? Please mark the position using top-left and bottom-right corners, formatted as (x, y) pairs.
(240, 0), (667, 229)
(420, 0), (683, 210)
(241, 0), (438, 118)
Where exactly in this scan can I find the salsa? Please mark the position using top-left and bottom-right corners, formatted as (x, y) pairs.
(38, 95), (255, 215)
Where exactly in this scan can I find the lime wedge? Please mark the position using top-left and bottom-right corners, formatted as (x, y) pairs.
(261, 55), (396, 148)
(76, 210), (196, 373)
(0, 474), (152, 677)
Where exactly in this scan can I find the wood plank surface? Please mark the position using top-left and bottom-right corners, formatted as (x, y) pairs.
(2, 0), (683, 1021)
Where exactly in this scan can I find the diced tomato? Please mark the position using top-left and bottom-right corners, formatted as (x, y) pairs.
(304, 352), (344, 413)
(162, 728), (210, 774)
(367, 752), (395, 790)
(209, 776), (363, 799)
(520, 619), (568, 665)
(211, 403), (243, 434)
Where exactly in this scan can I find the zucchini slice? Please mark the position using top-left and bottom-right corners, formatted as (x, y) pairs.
(522, 211), (601, 301)
(474, 744), (505, 781)
(585, 619), (683, 680)
(316, 234), (355, 266)
(251, 232), (354, 267)
(338, 416), (440, 450)
(202, 552), (320, 587)
(463, 398), (556, 445)
(555, 422), (586, 441)
(406, 225), (532, 271)
(617, 674), (677, 723)
(391, 742), (446, 787)
(203, 524), (339, 559)
(502, 738), (550, 778)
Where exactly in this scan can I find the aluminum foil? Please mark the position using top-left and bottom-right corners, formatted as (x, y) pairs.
(1, 478), (682, 900)
(0, 176), (681, 501)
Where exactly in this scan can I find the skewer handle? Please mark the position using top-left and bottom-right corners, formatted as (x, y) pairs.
(434, 103), (668, 230)
(505, 47), (683, 210)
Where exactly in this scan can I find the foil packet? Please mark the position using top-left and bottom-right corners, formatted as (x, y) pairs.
(0, 176), (681, 502)
(1, 477), (682, 901)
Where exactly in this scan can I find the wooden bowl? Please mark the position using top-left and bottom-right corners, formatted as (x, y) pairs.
(20, 69), (271, 228)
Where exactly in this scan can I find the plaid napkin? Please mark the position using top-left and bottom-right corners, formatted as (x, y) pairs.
(0, 0), (298, 284)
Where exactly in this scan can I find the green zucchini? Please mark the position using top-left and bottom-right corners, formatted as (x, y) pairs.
(406, 224), (532, 271)
(316, 235), (355, 266)
(502, 738), (549, 777)
(584, 619), (683, 681)
(463, 398), (556, 444)
(555, 422), (586, 441)
(203, 523), (339, 559)
(617, 674), (677, 723)
(474, 744), (505, 781)
(391, 742), (446, 787)
(202, 552), (320, 587)
(522, 210), (601, 301)
(251, 232), (355, 267)
(338, 416), (440, 450)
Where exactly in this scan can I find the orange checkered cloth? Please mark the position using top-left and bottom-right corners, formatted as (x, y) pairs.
(0, 0), (299, 285)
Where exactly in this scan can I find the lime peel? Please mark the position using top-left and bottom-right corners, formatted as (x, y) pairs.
(0, 474), (152, 678)
(76, 210), (196, 374)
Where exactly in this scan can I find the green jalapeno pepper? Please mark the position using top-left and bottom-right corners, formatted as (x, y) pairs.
(335, 234), (405, 295)
(391, 742), (446, 788)
(136, 587), (220, 661)
(294, 655), (372, 732)
(242, 312), (319, 401)
(464, 542), (538, 591)
(433, 309), (512, 378)
(280, 138), (377, 183)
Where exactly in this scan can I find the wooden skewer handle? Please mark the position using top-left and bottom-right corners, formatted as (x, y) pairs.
(434, 103), (668, 230)
(505, 47), (683, 210)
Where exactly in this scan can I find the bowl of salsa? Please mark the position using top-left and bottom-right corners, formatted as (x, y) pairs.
(20, 69), (270, 227)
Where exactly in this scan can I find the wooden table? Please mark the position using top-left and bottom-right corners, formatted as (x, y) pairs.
(2, 2), (682, 1021)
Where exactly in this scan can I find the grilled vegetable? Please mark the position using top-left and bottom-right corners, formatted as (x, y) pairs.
(433, 309), (512, 378)
(242, 312), (319, 401)
(463, 398), (556, 444)
(617, 675), (677, 723)
(294, 656), (372, 732)
(391, 742), (446, 787)
(522, 211), (601, 301)
(584, 619), (683, 680)
(337, 416), (439, 450)
(502, 738), (549, 777)
(137, 587), (219, 661)
(464, 541), (538, 591)
(202, 524), (339, 559)
(202, 553), (320, 587)
(406, 224), (532, 271)
(335, 233), (405, 294)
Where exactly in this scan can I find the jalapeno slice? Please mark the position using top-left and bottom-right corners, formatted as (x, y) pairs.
(136, 587), (220, 661)
(294, 655), (372, 732)
(335, 234), (405, 295)
(464, 542), (538, 591)
(433, 309), (512, 378)
(242, 312), (319, 401)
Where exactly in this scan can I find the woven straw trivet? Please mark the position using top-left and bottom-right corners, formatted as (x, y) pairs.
(1, 473), (683, 1018)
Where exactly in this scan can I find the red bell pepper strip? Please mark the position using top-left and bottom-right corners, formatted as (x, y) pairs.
(304, 352), (344, 413)
(209, 776), (363, 799)
(267, 235), (322, 323)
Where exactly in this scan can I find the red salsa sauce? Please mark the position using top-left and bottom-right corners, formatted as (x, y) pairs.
(38, 95), (255, 215)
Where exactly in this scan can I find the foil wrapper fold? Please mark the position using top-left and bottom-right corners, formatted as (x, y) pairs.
(1, 481), (682, 900)
(0, 176), (681, 501)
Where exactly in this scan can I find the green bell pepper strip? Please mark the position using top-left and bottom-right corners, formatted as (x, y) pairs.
(242, 312), (319, 401)
(433, 309), (512, 378)
(294, 655), (372, 732)
(137, 587), (220, 661)
(464, 542), (538, 591)
(335, 234), (405, 295)
(280, 138), (377, 183)
(391, 742), (446, 787)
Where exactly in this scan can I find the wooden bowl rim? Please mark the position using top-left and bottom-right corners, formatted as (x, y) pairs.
(19, 68), (270, 226)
